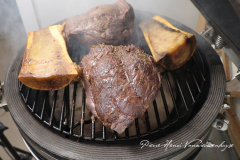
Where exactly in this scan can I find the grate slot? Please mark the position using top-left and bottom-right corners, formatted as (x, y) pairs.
(172, 72), (189, 111)
(64, 86), (70, 128)
(114, 131), (118, 140)
(165, 72), (180, 118)
(125, 128), (129, 138)
(159, 86), (171, 124)
(70, 82), (78, 135)
(135, 119), (140, 136)
(144, 110), (151, 133)
(153, 100), (161, 129)
(80, 88), (86, 137)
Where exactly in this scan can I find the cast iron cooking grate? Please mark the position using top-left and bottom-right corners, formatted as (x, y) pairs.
(18, 48), (207, 142)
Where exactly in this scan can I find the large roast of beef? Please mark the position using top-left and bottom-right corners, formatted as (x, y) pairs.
(64, 0), (135, 47)
(81, 44), (161, 133)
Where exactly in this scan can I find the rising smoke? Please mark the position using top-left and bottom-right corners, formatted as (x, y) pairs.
(0, 0), (27, 80)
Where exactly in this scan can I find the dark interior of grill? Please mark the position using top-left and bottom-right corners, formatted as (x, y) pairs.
(17, 12), (211, 144)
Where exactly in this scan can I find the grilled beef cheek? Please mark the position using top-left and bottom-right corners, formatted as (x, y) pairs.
(64, 0), (135, 47)
(81, 44), (161, 133)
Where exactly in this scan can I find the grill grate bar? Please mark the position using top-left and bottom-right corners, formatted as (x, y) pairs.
(58, 87), (68, 131)
(91, 115), (95, 139)
(31, 90), (39, 113)
(40, 91), (49, 120)
(165, 72), (180, 118)
(183, 73), (196, 103)
(190, 68), (202, 93)
(19, 82), (23, 92)
(24, 88), (31, 104)
(69, 82), (78, 135)
(160, 86), (171, 124)
(80, 88), (86, 137)
(102, 126), (106, 140)
(173, 73), (189, 111)
(153, 100), (162, 128)
(73, 121), (80, 129)
(193, 53), (206, 81)
(48, 91), (58, 126)
(63, 130), (70, 135)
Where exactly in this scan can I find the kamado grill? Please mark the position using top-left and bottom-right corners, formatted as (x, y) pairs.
(4, 9), (226, 160)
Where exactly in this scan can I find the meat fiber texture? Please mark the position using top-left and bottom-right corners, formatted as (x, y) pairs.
(64, 0), (135, 47)
(81, 44), (161, 133)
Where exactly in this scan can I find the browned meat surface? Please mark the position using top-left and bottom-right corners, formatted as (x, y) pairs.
(81, 44), (161, 133)
(64, 0), (135, 47)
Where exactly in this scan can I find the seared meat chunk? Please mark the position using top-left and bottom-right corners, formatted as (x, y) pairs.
(64, 0), (135, 47)
(81, 44), (161, 133)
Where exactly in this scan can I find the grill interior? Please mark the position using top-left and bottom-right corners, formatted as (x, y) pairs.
(18, 48), (208, 142)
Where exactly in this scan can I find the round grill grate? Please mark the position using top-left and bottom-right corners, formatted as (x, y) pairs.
(19, 49), (207, 142)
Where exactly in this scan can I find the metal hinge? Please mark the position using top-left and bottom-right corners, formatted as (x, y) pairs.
(199, 24), (226, 50)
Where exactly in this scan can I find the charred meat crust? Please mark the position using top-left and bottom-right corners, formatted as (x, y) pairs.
(81, 44), (161, 133)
